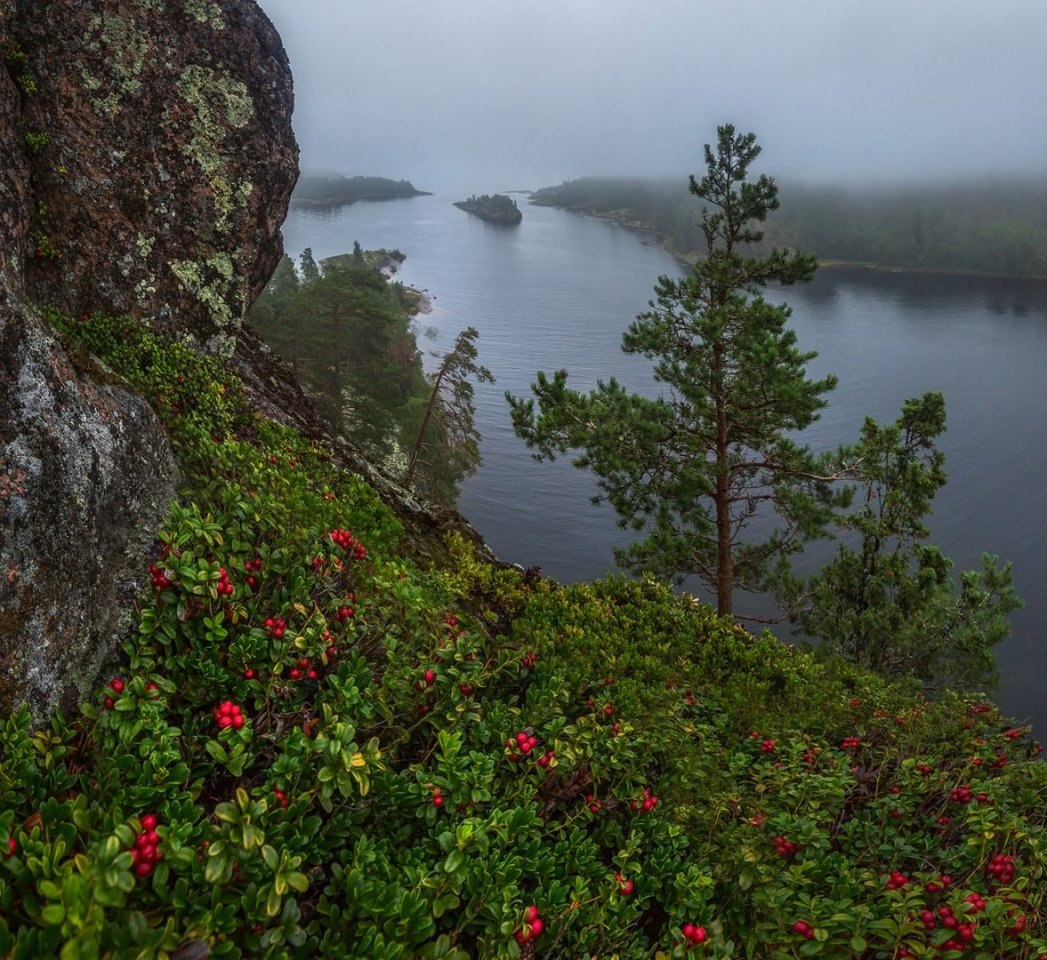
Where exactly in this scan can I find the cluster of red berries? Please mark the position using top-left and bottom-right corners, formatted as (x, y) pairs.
(244, 557), (262, 589)
(841, 736), (862, 750)
(791, 920), (815, 940)
(214, 567), (234, 597)
(214, 701), (245, 730)
(149, 563), (172, 590)
(760, 739), (776, 753)
(1007, 912), (1027, 935)
(103, 677), (125, 710)
(602, 702), (615, 718)
(130, 814), (163, 878)
(329, 528), (354, 549)
(923, 873), (953, 893)
(431, 787), (444, 808)
(949, 784), (991, 805)
(329, 528), (367, 560)
(415, 669), (437, 691)
(630, 787), (660, 813)
(986, 852), (1016, 885)
(885, 870), (911, 890)
(520, 651), (538, 669)
(536, 750), (555, 768)
(506, 730), (539, 761)
(514, 906), (543, 944)
(614, 872), (634, 896)
(334, 598), (356, 622)
(773, 836), (800, 858)
(586, 794), (603, 814)
(918, 903), (977, 951)
(802, 747), (820, 767)
(680, 923), (707, 946)
(273, 788), (289, 808)
(443, 613), (458, 627)
(288, 657), (318, 682)
(264, 617), (287, 639)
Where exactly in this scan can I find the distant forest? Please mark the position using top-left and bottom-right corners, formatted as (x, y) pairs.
(530, 176), (1047, 277)
(292, 174), (430, 207)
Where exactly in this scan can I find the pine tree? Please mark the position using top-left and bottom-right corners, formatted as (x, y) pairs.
(781, 392), (1022, 691)
(406, 327), (494, 504)
(508, 125), (842, 616)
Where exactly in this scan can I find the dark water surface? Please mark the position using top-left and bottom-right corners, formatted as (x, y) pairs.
(282, 196), (1047, 734)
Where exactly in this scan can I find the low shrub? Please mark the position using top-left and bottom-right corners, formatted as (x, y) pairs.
(1, 312), (1044, 959)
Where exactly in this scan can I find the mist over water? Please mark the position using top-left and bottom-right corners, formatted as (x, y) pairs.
(257, 0), (1047, 191)
(280, 196), (1047, 735)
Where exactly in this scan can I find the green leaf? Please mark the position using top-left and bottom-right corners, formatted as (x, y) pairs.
(214, 802), (238, 823)
(41, 904), (66, 925)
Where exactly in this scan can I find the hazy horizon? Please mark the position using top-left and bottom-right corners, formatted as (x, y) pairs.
(256, 0), (1047, 195)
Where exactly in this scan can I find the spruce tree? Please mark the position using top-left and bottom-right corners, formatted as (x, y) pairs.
(508, 125), (840, 615)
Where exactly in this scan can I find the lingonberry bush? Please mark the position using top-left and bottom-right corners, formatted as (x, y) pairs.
(0, 310), (1044, 958)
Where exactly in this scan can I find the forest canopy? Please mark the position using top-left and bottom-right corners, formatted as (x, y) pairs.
(530, 175), (1047, 276)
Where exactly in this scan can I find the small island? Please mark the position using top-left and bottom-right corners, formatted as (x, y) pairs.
(292, 174), (431, 208)
(453, 193), (522, 225)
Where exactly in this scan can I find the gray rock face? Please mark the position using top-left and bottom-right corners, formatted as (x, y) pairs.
(0, 291), (178, 717)
(14, 0), (299, 353)
(0, 0), (298, 718)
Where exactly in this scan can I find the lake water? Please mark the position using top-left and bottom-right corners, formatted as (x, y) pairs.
(281, 195), (1047, 735)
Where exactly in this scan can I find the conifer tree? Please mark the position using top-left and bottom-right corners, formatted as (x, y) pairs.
(508, 125), (842, 615)
(780, 392), (1022, 690)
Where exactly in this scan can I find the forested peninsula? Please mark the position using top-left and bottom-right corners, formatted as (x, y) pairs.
(530, 175), (1047, 277)
(292, 174), (431, 208)
(454, 192), (523, 224)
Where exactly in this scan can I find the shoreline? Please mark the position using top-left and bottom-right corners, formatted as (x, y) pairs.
(535, 203), (1047, 282)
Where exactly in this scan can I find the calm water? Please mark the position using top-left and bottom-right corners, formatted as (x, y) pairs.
(282, 196), (1047, 734)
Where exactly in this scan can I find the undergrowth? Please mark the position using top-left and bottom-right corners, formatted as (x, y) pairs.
(0, 311), (1044, 959)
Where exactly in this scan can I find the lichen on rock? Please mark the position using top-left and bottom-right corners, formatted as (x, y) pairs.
(16, 0), (298, 348)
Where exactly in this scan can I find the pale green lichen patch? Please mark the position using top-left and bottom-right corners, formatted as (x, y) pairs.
(185, 0), (225, 29)
(170, 254), (247, 351)
(173, 66), (256, 233)
(84, 12), (149, 113)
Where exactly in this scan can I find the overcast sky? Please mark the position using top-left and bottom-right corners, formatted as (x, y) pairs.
(255, 0), (1047, 194)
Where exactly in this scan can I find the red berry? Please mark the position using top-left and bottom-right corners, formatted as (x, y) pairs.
(140, 814), (157, 830)
(110, 678), (124, 693)
(5, 837), (16, 857)
(103, 696), (115, 709)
